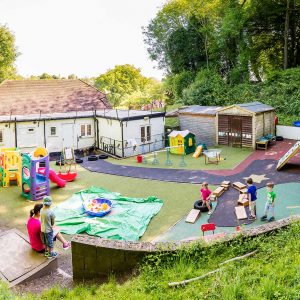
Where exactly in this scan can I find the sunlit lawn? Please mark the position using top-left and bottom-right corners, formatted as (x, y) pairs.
(109, 146), (253, 170)
(0, 162), (201, 241)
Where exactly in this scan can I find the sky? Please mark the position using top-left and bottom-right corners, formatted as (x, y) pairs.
(0, 0), (165, 79)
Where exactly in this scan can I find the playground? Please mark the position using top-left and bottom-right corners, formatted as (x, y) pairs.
(0, 139), (299, 291)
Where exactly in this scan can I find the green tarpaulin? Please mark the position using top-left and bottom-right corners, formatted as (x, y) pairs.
(53, 186), (163, 241)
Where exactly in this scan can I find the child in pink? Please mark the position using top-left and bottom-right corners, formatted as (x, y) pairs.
(200, 182), (212, 215)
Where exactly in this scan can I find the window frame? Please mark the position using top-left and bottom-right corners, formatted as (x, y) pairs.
(80, 124), (92, 138)
(140, 125), (151, 144)
(50, 126), (57, 136)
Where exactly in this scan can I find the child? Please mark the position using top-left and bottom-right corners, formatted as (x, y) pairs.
(200, 182), (212, 215)
(261, 182), (276, 222)
(246, 178), (257, 219)
(40, 196), (58, 258)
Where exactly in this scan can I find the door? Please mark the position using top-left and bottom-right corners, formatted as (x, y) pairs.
(229, 116), (242, 147)
(62, 124), (74, 148)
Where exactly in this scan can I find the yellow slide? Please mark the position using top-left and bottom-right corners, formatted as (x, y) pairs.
(193, 145), (203, 158)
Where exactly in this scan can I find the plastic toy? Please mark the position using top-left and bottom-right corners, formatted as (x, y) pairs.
(83, 198), (112, 217)
(58, 147), (77, 181)
(22, 152), (50, 201)
(293, 120), (300, 127)
(168, 130), (196, 155)
(0, 148), (22, 187)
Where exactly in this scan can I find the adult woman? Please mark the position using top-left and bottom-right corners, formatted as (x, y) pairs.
(27, 203), (70, 253)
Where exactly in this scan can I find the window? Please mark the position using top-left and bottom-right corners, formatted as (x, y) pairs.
(188, 138), (193, 146)
(0, 130), (3, 143)
(87, 124), (92, 136)
(80, 124), (92, 137)
(141, 125), (151, 143)
(81, 124), (86, 137)
(50, 127), (56, 135)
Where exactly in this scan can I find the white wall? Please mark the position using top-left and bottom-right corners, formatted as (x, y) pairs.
(276, 125), (300, 140)
(97, 116), (165, 157)
(45, 118), (95, 152)
(122, 117), (165, 157)
(0, 118), (96, 153)
(0, 123), (16, 149)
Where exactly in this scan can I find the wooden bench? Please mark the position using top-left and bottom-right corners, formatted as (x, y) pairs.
(221, 181), (230, 190)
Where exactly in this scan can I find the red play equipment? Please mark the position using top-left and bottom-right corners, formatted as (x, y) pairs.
(201, 223), (216, 236)
(38, 168), (66, 188)
(57, 171), (77, 182)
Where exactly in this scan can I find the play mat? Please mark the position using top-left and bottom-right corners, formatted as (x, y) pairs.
(53, 186), (163, 241)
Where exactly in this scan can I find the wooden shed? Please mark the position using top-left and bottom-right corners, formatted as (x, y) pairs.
(216, 102), (275, 149)
(177, 106), (221, 146)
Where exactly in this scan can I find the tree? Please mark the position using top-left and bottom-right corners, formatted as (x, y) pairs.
(94, 64), (150, 107)
(0, 25), (18, 83)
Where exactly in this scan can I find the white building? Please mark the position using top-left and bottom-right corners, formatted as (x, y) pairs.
(0, 80), (165, 157)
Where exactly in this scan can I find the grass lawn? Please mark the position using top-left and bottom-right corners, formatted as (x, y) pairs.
(2, 221), (300, 299)
(108, 146), (253, 170)
(0, 162), (201, 241)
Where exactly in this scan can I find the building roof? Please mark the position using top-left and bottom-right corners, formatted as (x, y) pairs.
(168, 130), (193, 138)
(0, 109), (165, 123)
(0, 79), (111, 116)
(178, 105), (222, 116)
(236, 102), (275, 113)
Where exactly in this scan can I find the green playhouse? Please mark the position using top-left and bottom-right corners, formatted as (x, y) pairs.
(168, 130), (196, 155)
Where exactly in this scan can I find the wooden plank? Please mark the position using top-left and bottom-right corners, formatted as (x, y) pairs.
(233, 182), (246, 190)
(185, 209), (201, 223)
(238, 196), (249, 207)
(235, 206), (247, 220)
(212, 186), (225, 197)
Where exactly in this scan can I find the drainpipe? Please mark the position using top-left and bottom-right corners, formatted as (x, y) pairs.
(121, 121), (124, 158)
(43, 119), (47, 148)
(14, 118), (17, 148)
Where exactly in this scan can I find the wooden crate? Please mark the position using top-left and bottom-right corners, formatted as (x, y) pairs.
(212, 186), (225, 197)
(240, 188), (248, 194)
(238, 195), (249, 207)
(233, 182), (246, 191)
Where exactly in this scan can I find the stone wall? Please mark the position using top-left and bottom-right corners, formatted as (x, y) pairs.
(72, 215), (300, 280)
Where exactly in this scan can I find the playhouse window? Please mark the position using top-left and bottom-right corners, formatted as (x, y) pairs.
(50, 127), (56, 135)
(0, 130), (3, 143)
(188, 138), (193, 146)
(141, 125), (151, 143)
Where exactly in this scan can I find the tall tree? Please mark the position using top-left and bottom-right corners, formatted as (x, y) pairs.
(94, 64), (150, 107)
(0, 25), (18, 83)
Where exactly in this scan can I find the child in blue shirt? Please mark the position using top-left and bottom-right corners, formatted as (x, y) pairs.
(246, 178), (257, 220)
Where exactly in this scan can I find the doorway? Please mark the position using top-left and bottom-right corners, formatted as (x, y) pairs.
(229, 116), (242, 147)
(62, 124), (74, 148)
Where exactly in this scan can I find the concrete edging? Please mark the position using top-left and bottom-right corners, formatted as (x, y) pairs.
(72, 215), (300, 280)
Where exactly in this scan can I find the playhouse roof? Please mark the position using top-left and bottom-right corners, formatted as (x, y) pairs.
(0, 79), (111, 116)
(168, 130), (193, 138)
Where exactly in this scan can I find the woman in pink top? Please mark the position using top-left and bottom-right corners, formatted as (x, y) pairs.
(27, 204), (70, 253)
(200, 182), (212, 215)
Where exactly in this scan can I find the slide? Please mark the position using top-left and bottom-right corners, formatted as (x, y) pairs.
(38, 168), (66, 188)
(193, 145), (203, 158)
(277, 141), (300, 171)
